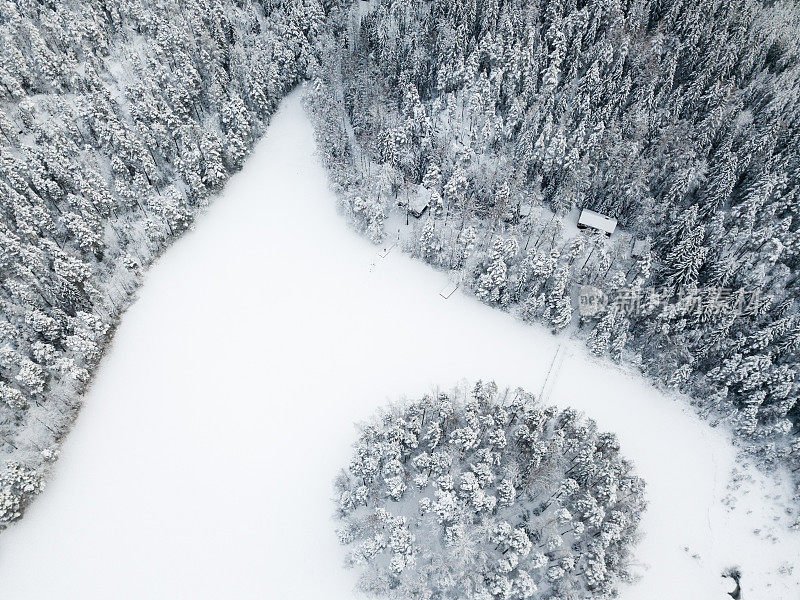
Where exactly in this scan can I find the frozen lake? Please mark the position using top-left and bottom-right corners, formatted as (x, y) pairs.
(0, 89), (797, 599)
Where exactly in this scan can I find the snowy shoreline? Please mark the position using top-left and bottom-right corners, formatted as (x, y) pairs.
(0, 90), (797, 599)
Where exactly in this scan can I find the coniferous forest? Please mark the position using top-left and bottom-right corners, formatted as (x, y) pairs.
(1, 0), (800, 592)
(336, 383), (646, 599)
(0, 0), (321, 525)
(307, 0), (800, 500)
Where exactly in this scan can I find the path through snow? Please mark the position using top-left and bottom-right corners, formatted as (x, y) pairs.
(0, 89), (797, 599)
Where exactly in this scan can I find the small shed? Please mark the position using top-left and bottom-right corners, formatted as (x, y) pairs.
(578, 208), (617, 237)
(404, 184), (431, 218)
(631, 238), (650, 258)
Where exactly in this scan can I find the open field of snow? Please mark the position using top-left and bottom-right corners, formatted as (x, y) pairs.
(0, 88), (797, 599)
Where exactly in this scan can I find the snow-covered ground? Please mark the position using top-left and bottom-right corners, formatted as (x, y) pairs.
(0, 88), (798, 599)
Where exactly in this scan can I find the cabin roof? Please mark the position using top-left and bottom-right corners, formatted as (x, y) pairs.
(578, 208), (617, 234)
(407, 184), (430, 217)
(632, 238), (650, 257)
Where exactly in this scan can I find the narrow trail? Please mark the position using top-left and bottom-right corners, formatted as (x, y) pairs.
(539, 343), (567, 405)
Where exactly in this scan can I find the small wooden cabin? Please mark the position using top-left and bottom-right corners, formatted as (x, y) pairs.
(631, 238), (650, 258)
(405, 184), (431, 218)
(578, 208), (617, 237)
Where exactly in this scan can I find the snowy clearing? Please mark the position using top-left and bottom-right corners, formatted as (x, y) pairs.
(0, 89), (797, 599)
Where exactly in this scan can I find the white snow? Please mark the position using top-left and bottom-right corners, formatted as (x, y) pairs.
(578, 208), (617, 235)
(0, 88), (798, 599)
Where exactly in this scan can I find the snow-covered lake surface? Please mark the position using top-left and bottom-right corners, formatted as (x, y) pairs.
(1, 89), (798, 599)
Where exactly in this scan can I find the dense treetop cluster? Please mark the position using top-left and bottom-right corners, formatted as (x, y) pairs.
(0, 0), (324, 529)
(2, 0), (800, 538)
(335, 382), (646, 600)
(307, 0), (800, 496)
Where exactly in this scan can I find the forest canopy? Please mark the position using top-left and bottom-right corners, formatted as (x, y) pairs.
(0, 0), (321, 528)
(335, 382), (647, 600)
(2, 0), (800, 536)
(308, 0), (800, 489)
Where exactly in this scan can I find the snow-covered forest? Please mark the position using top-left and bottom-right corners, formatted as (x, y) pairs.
(1, 94), (794, 597)
(1, 0), (800, 595)
(0, 0), (323, 526)
(336, 382), (646, 599)
(307, 0), (800, 501)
